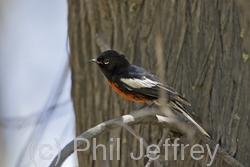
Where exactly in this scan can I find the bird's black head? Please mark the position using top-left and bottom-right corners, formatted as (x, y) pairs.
(89, 50), (130, 80)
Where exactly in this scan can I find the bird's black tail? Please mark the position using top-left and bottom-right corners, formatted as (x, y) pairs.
(170, 101), (211, 138)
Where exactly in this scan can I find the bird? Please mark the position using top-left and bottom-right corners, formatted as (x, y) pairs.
(89, 50), (211, 138)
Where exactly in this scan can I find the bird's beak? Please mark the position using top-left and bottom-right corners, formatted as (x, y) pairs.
(88, 59), (102, 64)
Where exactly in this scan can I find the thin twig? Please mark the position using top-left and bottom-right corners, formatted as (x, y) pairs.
(158, 128), (170, 147)
(113, 122), (149, 147)
(96, 32), (111, 51)
(114, 122), (161, 167)
(145, 128), (170, 167)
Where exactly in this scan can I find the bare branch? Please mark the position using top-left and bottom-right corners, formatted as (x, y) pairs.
(49, 107), (244, 167)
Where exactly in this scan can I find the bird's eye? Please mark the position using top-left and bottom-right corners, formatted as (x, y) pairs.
(104, 59), (109, 64)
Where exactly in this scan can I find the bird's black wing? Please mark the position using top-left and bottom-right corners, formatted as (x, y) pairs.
(120, 65), (190, 106)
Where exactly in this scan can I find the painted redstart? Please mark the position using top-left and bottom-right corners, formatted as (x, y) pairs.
(89, 50), (210, 138)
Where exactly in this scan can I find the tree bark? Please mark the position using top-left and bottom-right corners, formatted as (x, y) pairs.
(68, 0), (250, 166)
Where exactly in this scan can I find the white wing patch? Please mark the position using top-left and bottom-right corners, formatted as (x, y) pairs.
(120, 77), (158, 89)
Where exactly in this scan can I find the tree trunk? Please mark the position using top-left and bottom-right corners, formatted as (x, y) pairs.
(68, 0), (250, 166)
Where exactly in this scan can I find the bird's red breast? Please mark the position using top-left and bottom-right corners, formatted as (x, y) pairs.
(108, 81), (149, 102)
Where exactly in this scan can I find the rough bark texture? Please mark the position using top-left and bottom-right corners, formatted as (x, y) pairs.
(68, 0), (250, 166)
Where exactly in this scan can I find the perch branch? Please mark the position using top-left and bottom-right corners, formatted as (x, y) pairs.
(49, 107), (244, 167)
